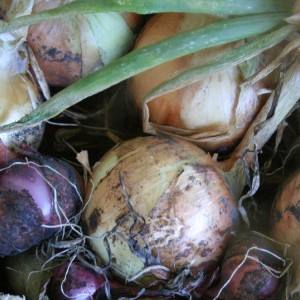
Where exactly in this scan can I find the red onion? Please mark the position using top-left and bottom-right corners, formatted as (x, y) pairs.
(0, 153), (83, 256)
(209, 232), (283, 300)
(49, 262), (105, 300)
(49, 261), (181, 299)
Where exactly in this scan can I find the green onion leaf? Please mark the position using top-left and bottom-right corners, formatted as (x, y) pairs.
(0, 13), (287, 133)
(0, 0), (294, 33)
(144, 25), (294, 102)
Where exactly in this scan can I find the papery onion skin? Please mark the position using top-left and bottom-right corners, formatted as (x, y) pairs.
(49, 262), (105, 300)
(129, 13), (275, 154)
(0, 153), (83, 256)
(27, 0), (141, 86)
(271, 171), (300, 245)
(271, 170), (300, 296)
(83, 136), (239, 284)
(215, 232), (281, 300)
(0, 48), (45, 151)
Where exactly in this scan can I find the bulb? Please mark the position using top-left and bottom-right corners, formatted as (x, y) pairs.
(0, 153), (83, 256)
(271, 170), (300, 297)
(0, 0), (48, 150)
(27, 0), (141, 86)
(129, 13), (276, 154)
(83, 136), (239, 286)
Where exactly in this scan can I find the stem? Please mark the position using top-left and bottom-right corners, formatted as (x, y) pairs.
(0, 0), (293, 33)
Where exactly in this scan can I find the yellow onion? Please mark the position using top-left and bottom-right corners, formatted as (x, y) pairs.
(27, 0), (141, 86)
(129, 13), (277, 154)
(271, 170), (300, 298)
(0, 0), (48, 150)
(83, 136), (239, 287)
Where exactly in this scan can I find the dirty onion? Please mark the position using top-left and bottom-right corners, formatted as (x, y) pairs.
(27, 0), (141, 86)
(130, 13), (278, 154)
(209, 232), (284, 300)
(83, 136), (239, 292)
(0, 153), (82, 256)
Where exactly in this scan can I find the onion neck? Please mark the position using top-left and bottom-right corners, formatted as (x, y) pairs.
(222, 160), (246, 200)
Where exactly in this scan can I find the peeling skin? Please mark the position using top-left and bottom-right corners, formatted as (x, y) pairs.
(83, 137), (238, 281)
(129, 13), (274, 153)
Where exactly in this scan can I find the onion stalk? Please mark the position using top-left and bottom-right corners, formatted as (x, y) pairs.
(83, 136), (239, 289)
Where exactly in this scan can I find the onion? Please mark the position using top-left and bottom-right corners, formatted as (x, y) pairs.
(83, 136), (239, 288)
(48, 261), (105, 300)
(210, 232), (282, 300)
(27, 0), (141, 86)
(5, 250), (53, 300)
(129, 13), (277, 154)
(0, 0), (49, 151)
(271, 170), (300, 297)
(0, 152), (83, 256)
(49, 260), (187, 299)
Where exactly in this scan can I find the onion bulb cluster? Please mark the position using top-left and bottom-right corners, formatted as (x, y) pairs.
(0, 0), (48, 151)
(83, 136), (239, 286)
(27, 0), (141, 86)
(271, 170), (300, 298)
(0, 153), (82, 256)
(129, 13), (277, 154)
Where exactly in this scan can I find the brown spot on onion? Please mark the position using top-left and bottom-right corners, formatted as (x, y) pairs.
(28, 0), (141, 87)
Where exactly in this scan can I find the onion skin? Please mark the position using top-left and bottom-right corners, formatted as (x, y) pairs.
(0, 153), (83, 256)
(129, 13), (275, 154)
(49, 261), (178, 299)
(213, 233), (281, 300)
(83, 136), (239, 284)
(49, 262), (105, 300)
(0, 52), (45, 151)
(271, 170), (300, 245)
(271, 170), (300, 296)
(28, 0), (141, 86)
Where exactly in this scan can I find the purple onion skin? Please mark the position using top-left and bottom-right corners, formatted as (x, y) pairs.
(49, 262), (105, 300)
(209, 233), (281, 300)
(0, 154), (83, 257)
